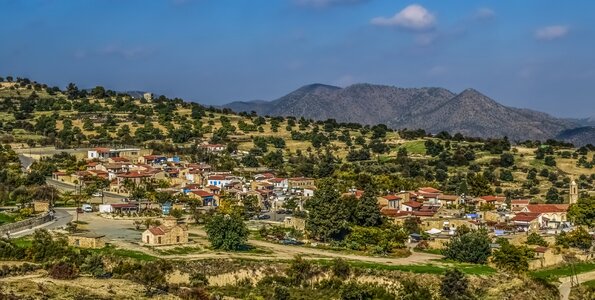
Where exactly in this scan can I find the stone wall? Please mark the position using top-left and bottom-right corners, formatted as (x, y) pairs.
(0, 213), (53, 236)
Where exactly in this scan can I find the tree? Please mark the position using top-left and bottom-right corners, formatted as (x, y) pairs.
(135, 261), (172, 295)
(568, 196), (595, 226)
(443, 229), (491, 264)
(545, 187), (561, 204)
(205, 213), (249, 251)
(286, 256), (315, 287)
(403, 217), (421, 234)
(499, 153), (515, 168)
(331, 258), (351, 280)
(467, 174), (493, 197)
(491, 241), (534, 274)
(440, 268), (473, 300)
(304, 178), (351, 242)
(353, 188), (382, 227)
(526, 232), (548, 246)
(399, 279), (433, 300)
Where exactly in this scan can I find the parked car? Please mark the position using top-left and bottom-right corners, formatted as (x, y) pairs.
(92, 191), (103, 197)
(257, 214), (271, 220)
(81, 204), (93, 212)
(280, 239), (303, 245)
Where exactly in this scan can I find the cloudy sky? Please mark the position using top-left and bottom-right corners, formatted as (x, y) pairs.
(1, 0), (594, 117)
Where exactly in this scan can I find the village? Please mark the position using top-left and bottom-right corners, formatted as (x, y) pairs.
(24, 145), (585, 273)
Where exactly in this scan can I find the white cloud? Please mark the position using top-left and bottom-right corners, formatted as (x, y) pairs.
(294, 0), (367, 8)
(371, 4), (436, 31)
(474, 8), (495, 20)
(535, 25), (569, 41)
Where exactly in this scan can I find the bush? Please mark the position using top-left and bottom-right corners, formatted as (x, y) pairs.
(526, 233), (548, 247)
(48, 261), (78, 279)
(442, 229), (491, 264)
(205, 213), (248, 251)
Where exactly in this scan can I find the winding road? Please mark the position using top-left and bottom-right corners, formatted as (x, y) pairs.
(558, 270), (595, 300)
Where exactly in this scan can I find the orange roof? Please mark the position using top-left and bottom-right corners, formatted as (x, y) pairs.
(479, 195), (506, 202)
(511, 199), (531, 205)
(206, 185), (220, 190)
(511, 212), (541, 222)
(419, 187), (442, 193)
(402, 201), (423, 208)
(148, 226), (165, 236)
(525, 204), (569, 213)
(438, 194), (459, 200)
(383, 194), (401, 201)
(95, 147), (110, 153)
(208, 175), (226, 180)
(191, 190), (214, 197)
(118, 171), (151, 178)
(269, 178), (287, 183)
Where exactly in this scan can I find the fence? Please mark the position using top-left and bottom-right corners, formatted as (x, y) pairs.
(0, 213), (53, 236)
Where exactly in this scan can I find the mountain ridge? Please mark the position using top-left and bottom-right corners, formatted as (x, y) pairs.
(224, 83), (589, 143)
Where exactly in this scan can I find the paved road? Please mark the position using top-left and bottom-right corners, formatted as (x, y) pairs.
(558, 270), (595, 300)
(47, 178), (127, 204)
(17, 155), (35, 171)
(76, 213), (442, 265)
(10, 209), (74, 238)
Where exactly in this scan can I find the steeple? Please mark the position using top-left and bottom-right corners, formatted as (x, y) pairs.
(569, 178), (578, 205)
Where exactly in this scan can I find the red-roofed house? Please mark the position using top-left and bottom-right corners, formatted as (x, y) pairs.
(511, 212), (542, 231)
(510, 199), (531, 211)
(401, 201), (423, 212)
(521, 204), (569, 227)
(379, 194), (402, 209)
(142, 218), (188, 245)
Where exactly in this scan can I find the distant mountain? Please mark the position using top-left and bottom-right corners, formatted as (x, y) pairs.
(556, 127), (595, 146)
(224, 83), (585, 142)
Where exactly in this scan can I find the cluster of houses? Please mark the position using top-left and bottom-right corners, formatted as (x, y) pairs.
(52, 147), (317, 213)
(372, 183), (579, 235)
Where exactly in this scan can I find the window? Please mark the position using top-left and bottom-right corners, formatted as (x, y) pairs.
(176, 236), (180, 243)
(158, 237), (162, 244)
(146, 236), (149, 243)
(75, 239), (80, 246)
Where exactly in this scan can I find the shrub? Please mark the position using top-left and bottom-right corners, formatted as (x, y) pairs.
(442, 229), (491, 264)
(48, 261), (78, 280)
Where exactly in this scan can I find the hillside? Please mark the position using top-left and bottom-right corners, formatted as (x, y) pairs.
(224, 84), (585, 143)
(556, 126), (595, 146)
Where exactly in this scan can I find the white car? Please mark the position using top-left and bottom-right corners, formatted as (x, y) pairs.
(81, 204), (93, 212)
(92, 191), (103, 197)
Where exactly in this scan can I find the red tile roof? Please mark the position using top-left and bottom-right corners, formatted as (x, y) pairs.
(95, 147), (110, 153)
(524, 204), (569, 213)
(437, 194), (459, 201)
(191, 190), (214, 197)
(511, 212), (541, 222)
(402, 201), (423, 208)
(479, 195), (506, 202)
(419, 187), (442, 193)
(383, 194), (401, 201)
(148, 226), (165, 236)
(511, 199), (531, 205)
(208, 175), (226, 180)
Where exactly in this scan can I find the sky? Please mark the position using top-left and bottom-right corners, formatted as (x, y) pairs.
(1, 0), (594, 118)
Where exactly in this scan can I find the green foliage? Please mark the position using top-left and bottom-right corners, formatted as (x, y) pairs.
(205, 213), (249, 251)
(305, 178), (351, 242)
(353, 188), (382, 227)
(345, 225), (408, 254)
(443, 229), (491, 264)
(286, 256), (316, 287)
(491, 241), (534, 274)
(568, 196), (595, 226)
(331, 258), (351, 280)
(398, 279), (433, 300)
(526, 232), (548, 247)
(440, 268), (474, 300)
(556, 227), (594, 251)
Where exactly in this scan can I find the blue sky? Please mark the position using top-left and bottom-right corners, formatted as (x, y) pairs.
(1, 0), (594, 118)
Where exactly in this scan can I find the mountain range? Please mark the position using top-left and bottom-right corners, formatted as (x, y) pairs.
(224, 83), (595, 145)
